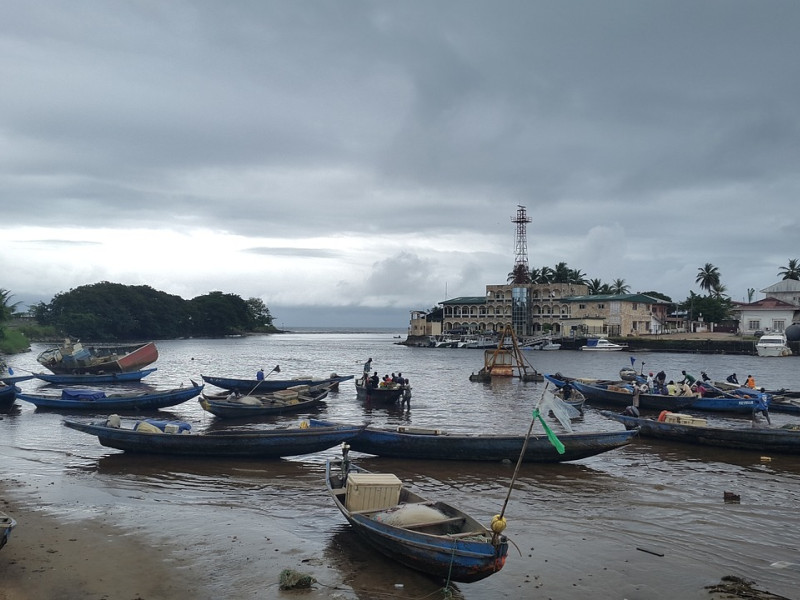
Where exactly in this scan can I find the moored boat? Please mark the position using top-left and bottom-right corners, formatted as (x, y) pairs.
(313, 419), (636, 462)
(571, 380), (695, 411)
(601, 410), (800, 454)
(355, 375), (409, 404)
(64, 418), (365, 457)
(37, 340), (158, 375)
(1, 511), (16, 550)
(0, 384), (19, 408)
(199, 383), (330, 418)
(33, 368), (157, 385)
(756, 333), (792, 357)
(581, 338), (627, 351)
(17, 381), (203, 411)
(325, 448), (508, 582)
(201, 373), (353, 394)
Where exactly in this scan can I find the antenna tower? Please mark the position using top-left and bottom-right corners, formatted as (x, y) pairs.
(511, 205), (531, 274)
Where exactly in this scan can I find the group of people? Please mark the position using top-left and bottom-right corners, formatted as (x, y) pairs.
(363, 358), (411, 406)
(631, 369), (771, 425)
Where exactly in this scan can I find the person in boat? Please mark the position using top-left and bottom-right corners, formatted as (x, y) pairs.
(562, 382), (574, 401)
(654, 370), (667, 394)
(363, 358), (373, 375)
(752, 388), (771, 426)
(256, 368), (265, 381)
(666, 380), (679, 396)
(678, 381), (695, 396)
(646, 372), (654, 391)
(726, 373), (739, 384)
(745, 375), (756, 389)
(369, 371), (379, 389)
(679, 370), (696, 386)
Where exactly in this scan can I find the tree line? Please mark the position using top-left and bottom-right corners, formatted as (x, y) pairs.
(27, 282), (276, 341)
(507, 258), (800, 325)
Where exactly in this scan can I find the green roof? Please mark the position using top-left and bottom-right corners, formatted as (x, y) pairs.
(441, 296), (487, 305)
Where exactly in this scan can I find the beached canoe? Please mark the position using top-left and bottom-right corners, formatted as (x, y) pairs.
(37, 340), (158, 375)
(64, 418), (366, 457)
(325, 449), (508, 582)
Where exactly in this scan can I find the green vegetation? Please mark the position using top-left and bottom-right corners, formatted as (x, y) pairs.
(0, 289), (30, 353)
(30, 282), (276, 341)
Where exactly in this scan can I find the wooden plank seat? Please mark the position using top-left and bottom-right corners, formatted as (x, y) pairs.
(403, 516), (466, 530)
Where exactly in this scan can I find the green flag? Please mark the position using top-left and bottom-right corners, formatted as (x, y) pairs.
(532, 408), (565, 454)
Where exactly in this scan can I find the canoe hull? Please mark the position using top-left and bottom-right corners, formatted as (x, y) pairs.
(601, 411), (800, 454)
(18, 383), (203, 411)
(315, 420), (636, 462)
(572, 380), (694, 411)
(201, 374), (353, 393)
(0, 385), (18, 409)
(37, 341), (158, 375)
(64, 419), (365, 457)
(199, 386), (329, 418)
(33, 368), (158, 385)
(325, 459), (508, 583)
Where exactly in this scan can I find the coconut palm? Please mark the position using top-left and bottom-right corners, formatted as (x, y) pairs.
(710, 283), (728, 300)
(610, 279), (630, 294)
(586, 279), (607, 295)
(778, 258), (800, 281)
(507, 264), (531, 284)
(695, 263), (721, 293)
(0, 289), (20, 324)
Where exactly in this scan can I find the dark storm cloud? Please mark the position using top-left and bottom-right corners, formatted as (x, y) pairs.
(2, 1), (799, 322)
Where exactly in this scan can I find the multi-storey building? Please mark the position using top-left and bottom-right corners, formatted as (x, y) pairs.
(419, 284), (671, 339)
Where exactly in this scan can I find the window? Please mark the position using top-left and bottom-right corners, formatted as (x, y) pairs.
(579, 303), (586, 309)
(748, 320), (760, 330)
(773, 320), (785, 332)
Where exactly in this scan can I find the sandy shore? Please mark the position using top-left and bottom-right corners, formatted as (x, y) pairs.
(0, 478), (211, 600)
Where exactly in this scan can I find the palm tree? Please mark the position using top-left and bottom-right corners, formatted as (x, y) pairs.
(567, 268), (588, 285)
(710, 283), (728, 300)
(610, 279), (630, 294)
(696, 263), (721, 293)
(552, 262), (571, 283)
(586, 279), (606, 295)
(778, 258), (800, 281)
(507, 264), (531, 284)
(0, 289), (20, 324)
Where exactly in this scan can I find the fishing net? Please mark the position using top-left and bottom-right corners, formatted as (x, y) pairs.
(279, 569), (317, 590)
(539, 390), (580, 433)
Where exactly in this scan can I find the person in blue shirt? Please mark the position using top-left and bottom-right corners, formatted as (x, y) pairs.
(752, 388), (771, 426)
(256, 368), (265, 381)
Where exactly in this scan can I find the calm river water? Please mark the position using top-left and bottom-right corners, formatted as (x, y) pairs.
(2, 332), (799, 599)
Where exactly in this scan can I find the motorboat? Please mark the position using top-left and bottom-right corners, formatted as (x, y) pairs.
(581, 338), (627, 351)
(756, 333), (792, 357)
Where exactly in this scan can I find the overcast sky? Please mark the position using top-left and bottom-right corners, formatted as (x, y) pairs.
(3, 2), (799, 327)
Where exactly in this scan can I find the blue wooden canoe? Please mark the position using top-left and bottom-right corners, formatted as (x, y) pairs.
(64, 418), (366, 457)
(199, 384), (330, 418)
(0, 384), (19, 409)
(571, 380), (694, 411)
(601, 410), (800, 454)
(0, 511), (15, 550)
(313, 419), (636, 462)
(17, 381), (203, 411)
(33, 368), (158, 385)
(201, 373), (354, 393)
(325, 453), (508, 583)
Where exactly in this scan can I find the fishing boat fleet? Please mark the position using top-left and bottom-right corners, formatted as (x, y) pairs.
(3, 336), (800, 582)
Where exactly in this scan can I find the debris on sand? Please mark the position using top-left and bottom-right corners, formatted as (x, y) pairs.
(279, 569), (317, 590)
(706, 575), (791, 599)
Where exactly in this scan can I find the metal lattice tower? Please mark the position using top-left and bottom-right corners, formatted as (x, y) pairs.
(511, 205), (531, 273)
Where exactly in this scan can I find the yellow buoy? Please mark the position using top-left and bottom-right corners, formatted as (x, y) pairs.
(490, 514), (507, 533)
